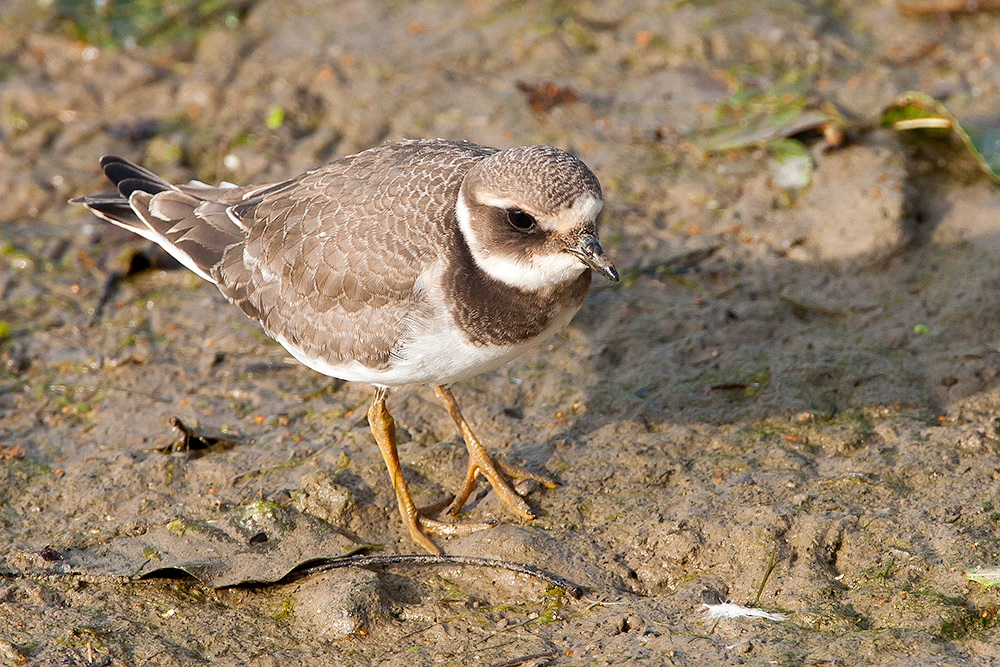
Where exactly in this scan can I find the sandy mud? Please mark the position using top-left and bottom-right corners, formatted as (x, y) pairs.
(4, 1), (1000, 664)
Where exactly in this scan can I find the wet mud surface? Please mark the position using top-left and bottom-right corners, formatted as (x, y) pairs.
(4, 1), (1000, 664)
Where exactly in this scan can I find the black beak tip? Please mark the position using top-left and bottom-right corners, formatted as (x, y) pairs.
(572, 237), (619, 283)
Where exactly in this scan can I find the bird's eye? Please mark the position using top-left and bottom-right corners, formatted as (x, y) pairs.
(507, 209), (537, 231)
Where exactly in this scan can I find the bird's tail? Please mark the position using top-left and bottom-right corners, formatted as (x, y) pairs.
(71, 156), (245, 283)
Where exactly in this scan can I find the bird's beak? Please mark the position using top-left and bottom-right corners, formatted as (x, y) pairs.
(567, 235), (618, 282)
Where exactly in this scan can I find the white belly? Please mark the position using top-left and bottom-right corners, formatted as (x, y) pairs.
(273, 301), (582, 388)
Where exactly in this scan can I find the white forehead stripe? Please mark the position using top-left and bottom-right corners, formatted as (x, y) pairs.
(455, 197), (587, 291)
(539, 193), (604, 233)
(571, 194), (603, 221)
(473, 192), (603, 235)
(476, 193), (603, 219)
(476, 194), (521, 210)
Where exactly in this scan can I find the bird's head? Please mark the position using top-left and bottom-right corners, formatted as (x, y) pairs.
(456, 145), (618, 290)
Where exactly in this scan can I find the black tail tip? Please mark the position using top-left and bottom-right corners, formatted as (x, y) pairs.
(99, 156), (170, 198)
(99, 155), (127, 169)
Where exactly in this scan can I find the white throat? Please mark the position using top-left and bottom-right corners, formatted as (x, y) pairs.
(455, 196), (587, 291)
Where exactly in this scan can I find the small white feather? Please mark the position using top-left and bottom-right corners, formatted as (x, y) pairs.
(701, 603), (787, 621)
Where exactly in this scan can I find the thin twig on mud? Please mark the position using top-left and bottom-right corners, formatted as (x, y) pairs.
(485, 649), (559, 667)
(753, 547), (779, 606)
(296, 554), (585, 598)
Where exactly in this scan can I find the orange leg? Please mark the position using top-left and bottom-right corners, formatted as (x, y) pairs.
(433, 385), (557, 518)
(367, 388), (493, 554)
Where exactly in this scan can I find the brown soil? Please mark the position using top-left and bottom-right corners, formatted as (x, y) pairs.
(4, 1), (1000, 665)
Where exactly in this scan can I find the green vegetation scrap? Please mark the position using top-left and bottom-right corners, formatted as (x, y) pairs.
(49, 0), (255, 50)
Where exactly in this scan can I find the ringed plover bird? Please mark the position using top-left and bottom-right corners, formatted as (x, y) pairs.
(72, 139), (618, 553)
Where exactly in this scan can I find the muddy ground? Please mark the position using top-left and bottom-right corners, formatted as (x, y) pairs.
(4, 0), (1000, 664)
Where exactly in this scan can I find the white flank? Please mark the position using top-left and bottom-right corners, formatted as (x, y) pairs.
(701, 603), (787, 622)
(270, 267), (583, 388)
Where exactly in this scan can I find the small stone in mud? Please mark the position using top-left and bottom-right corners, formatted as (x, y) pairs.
(198, 349), (225, 374)
(292, 470), (356, 526)
(291, 568), (392, 640)
(513, 478), (539, 497)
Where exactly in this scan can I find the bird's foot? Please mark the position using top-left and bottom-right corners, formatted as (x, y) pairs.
(369, 389), (495, 554)
(433, 385), (558, 521)
(448, 450), (558, 518)
(400, 506), (495, 555)
(417, 493), (456, 516)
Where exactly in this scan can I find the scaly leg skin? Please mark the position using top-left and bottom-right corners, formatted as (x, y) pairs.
(433, 385), (558, 518)
(367, 388), (493, 554)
